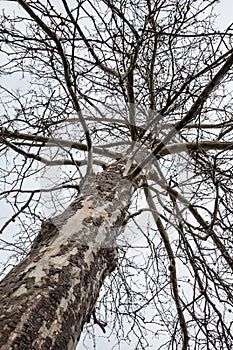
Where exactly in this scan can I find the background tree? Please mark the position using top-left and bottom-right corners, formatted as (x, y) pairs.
(0, 0), (233, 349)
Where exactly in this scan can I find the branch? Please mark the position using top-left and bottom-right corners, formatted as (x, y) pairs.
(0, 193), (34, 234)
(143, 184), (189, 350)
(61, 0), (120, 79)
(17, 0), (93, 174)
(148, 173), (233, 272)
(160, 141), (233, 156)
(0, 128), (121, 159)
(0, 137), (107, 168)
(128, 48), (233, 180)
(92, 310), (107, 334)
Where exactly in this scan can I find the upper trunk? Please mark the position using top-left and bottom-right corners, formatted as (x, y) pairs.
(0, 160), (136, 350)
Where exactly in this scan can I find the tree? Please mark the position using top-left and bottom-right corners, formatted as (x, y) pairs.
(0, 0), (232, 349)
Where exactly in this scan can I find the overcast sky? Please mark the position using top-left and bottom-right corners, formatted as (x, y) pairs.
(215, 0), (232, 28)
(0, 1), (232, 349)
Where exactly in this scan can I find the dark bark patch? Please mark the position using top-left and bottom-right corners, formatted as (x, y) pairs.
(31, 219), (59, 252)
(41, 337), (53, 350)
(83, 215), (104, 227)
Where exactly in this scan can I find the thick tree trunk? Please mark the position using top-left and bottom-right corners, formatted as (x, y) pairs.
(0, 161), (135, 350)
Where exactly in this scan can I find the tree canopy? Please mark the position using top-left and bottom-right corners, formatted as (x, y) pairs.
(0, 1), (233, 349)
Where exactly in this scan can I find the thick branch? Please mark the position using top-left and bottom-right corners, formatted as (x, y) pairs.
(0, 128), (121, 159)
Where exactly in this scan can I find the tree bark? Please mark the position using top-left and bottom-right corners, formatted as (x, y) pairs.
(0, 161), (135, 350)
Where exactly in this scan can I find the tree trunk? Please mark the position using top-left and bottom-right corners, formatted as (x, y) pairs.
(0, 161), (135, 350)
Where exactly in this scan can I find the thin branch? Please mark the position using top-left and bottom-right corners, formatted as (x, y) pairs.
(0, 193), (34, 234)
(143, 183), (189, 350)
(128, 49), (233, 180)
(160, 141), (233, 156)
(61, 0), (120, 79)
(18, 0), (93, 175)
(149, 173), (233, 272)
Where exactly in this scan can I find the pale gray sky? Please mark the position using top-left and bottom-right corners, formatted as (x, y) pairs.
(215, 0), (233, 28)
(0, 1), (232, 349)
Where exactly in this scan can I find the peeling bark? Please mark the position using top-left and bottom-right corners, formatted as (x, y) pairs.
(0, 161), (135, 350)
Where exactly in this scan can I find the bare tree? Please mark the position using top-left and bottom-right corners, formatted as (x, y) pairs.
(0, 0), (233, 349)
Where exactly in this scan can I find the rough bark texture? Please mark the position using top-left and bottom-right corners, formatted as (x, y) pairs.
(0, 160), (135, 350)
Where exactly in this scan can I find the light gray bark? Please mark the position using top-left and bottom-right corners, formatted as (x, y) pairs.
(0, 160), (135, 350)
